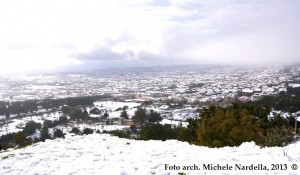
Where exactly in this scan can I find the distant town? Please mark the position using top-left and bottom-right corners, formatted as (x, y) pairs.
(1, 64), (299, 105)
(1, 64), (300, 154)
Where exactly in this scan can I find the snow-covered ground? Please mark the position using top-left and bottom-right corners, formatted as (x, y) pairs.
(0, 134), (299, 175)
(0, 112), (61, 136)
(89, 101), (142, 119)
(58, 123), (129, 133)
(0, 112), (129, 137)
(0, 101), (141, 136)
(161, 119), (188, 127)
(94, 101), (141, 112)
(268, 109), (300, 121)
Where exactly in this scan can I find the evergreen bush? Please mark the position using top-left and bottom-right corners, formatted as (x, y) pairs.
(53, 129), (65, 138)
(261, 126), (295, 147)
(23, 121), (42, 136)
(83, 128), (94, 135)
(140, 124), (180, 141)
(14, 132), (32, 148)
(103, 130), (131, 139)
(69, 127), (81, 135)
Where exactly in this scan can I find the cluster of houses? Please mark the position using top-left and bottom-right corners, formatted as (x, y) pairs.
(0, 65), (299, 106)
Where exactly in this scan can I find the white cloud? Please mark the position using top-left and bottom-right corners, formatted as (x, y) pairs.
(0, 0), (299, 73)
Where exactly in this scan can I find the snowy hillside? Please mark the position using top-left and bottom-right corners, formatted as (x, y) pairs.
(0, 134), (299, 175)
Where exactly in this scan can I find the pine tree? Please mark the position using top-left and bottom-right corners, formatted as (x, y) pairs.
(132, 108), (147, 126)
(196, 106), (265, 147)
(148, 110), (162, 123)
(40, 127), (51, 141)
(14, 132), (32, 148)
(53, 129), (64, 138)
(120, 109), (129, 119)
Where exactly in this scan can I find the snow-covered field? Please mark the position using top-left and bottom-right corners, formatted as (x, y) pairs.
(161, 119), (188, 127)
(0, 100), (191, 137)
(1, 134), (299, 175)
(0, 101), (142, 136)
(89, 101), (142, 119)
(0, 112), (61, 136)
(0, 113), (130, 137)
(94, 101), (141, 112)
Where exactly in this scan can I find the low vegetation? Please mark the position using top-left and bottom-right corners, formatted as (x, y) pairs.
(1, 87), (299, 150)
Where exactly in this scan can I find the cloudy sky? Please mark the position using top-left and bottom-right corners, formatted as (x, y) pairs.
(0, 0), (300, 74)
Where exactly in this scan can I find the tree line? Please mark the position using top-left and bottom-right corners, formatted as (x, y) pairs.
(115, 87), (300, 148)
(176, 87), (300, 148)
(0, 95), (111, 117)
(1, 87), (299, 150)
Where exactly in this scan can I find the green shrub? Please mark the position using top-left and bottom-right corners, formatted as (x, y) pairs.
(140, 124), (180, 141)
(129, 125), (137, 134)
(69, 127), (81, 135)
(103, 130), (130, 139)
(0, 133), (15, 149)
(261, 126), (295, 147)
(40, 127), (51, 142)
(14, 132), (32, 148)
(178, 118), (198, 143)
(83, 128), (94, 135)
(23, 121), (42, 136)
(196, 106), (265, 147)
(53, 129), (64, 138)
(59, 116), (68, 124)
